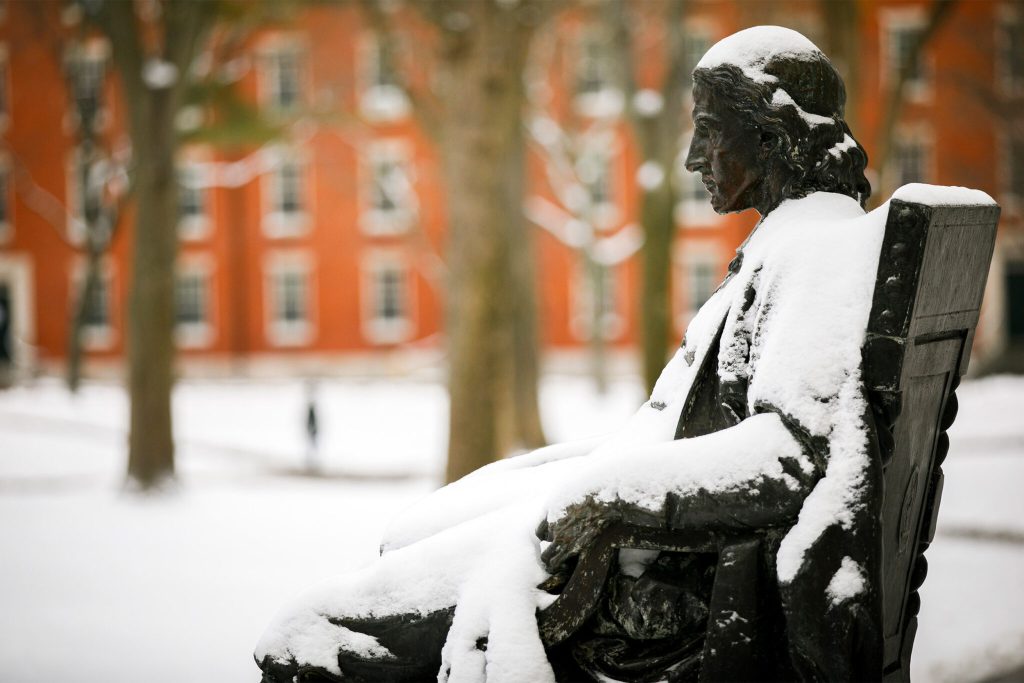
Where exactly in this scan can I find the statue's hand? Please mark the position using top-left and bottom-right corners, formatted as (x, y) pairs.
(538, 498), (623, 575)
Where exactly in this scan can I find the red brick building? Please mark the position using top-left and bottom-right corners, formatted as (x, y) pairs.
(0, 0), (1021, 380)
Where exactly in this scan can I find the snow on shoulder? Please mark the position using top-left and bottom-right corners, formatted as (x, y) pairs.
(696, 26), (823, 83)
(892, 183), (996, 207)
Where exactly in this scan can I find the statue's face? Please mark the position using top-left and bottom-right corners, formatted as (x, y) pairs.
(684, 82), (768, 214)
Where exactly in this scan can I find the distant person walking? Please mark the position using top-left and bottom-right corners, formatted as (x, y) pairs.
(305, 381), (320, 474)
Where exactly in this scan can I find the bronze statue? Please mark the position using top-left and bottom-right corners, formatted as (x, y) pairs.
(257, 26), (997, 683)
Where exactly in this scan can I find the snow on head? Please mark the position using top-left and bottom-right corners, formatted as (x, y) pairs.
(696, 26), (824, 84)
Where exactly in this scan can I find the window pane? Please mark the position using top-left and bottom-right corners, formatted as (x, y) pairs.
(376, 267), (404, 321)
(276, 270), (306, 323)
(690, 261), (717, 310)
(278, 161), (302, 215)
(83, 276), (109, 328)
(175, 273), (205, 325)
(0, 169), (8, 225)
(178, 169), (204, 220)
(272, 50), (301, 111)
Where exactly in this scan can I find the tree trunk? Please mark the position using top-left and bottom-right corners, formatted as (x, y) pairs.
(125, 85), (179, 488)
(436, 1), (541, 483)
(585, 251), (608, 394)
(639, 180), (676, 393)
(90, 0), (213, 490)
(66, 244), (102, 393)
(500, 104), (547, 451)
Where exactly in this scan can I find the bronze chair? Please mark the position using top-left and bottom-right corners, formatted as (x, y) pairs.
(537, 197), (1000, 682)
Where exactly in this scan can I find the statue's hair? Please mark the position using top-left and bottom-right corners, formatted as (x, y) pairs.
(693, 61), (871, 207)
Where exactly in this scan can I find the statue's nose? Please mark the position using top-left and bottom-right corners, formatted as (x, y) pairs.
(684, 144), (705, 173)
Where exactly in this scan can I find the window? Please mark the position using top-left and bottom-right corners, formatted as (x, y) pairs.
(572, 261), (622, 341)
(177, 163), (209, 240)
(682, 31), (712, 93)
(675, 249), (719, 328)
(263, 149), (309, 237)
(1007, 133), (1024, 203)
(1007, 261), (1024, 344)
(362, 142), (416, 235)
(688, 259), (718, 312)
(82, 275), (109, 330)
(577, 148), (616, 226)
(65, 147), (87, 244)
(574, 28), (622, 117)
(65, 39), (108, 128)
(0, 45), (9, 127)
(675, 135), (718, 225)
(0, 164), (10, 243)
(266, 256), (313, 346)
(262, 45), (304, 113)
(884, 15), (931, 97)
(891, 134), (931, 188)
(360, 35), (409, 121)
(998, 12), (1024, 95)
(72, 262), (114, 349)
(364, 257), (412, 344)
(175, 266), (212, 348)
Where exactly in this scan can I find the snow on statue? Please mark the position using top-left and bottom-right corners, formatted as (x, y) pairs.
(255, 26), (991, 682)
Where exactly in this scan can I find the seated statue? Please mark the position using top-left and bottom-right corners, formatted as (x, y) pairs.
(257, 26), (916, 682)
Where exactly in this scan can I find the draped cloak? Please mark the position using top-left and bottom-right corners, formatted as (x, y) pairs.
(256, 192), (889, 682)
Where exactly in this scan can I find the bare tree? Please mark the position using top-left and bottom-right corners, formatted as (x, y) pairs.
(364, 0), (552, 481)
(524, 80), (644, 393)
(600, 0), (689, 393)
(869, 0), (958, 200)
(398, 0), (554, 483)
(64, 41), (128, 393)
(83, 0), (217, 489)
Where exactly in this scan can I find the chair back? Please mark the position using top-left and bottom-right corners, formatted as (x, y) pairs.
(861, 196), (999, 681)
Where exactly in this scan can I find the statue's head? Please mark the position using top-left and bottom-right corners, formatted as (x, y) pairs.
(684, 26), (870, 217)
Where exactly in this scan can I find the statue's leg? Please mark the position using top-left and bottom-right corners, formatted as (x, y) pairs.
(257, 607), (454, 683)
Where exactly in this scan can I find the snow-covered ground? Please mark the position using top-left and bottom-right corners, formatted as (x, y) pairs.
(0, 374), (1021, 682)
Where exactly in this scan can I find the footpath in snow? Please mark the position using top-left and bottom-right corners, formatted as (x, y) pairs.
(0, 375), (1021, 682)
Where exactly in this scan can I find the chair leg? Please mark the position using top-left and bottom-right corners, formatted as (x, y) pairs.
(698, 537), (762, 683)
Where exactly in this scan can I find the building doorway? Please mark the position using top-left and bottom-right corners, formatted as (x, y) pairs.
(1007, 261), (1024, 347)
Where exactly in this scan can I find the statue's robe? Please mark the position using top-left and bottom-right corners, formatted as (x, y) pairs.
(257, 192), (887, 683)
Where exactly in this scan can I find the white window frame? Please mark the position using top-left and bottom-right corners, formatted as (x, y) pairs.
(0, 255), (36, 376)
(360, 139), (417, 235)
(576, 137), (619, 229)
(65, 147), (86, 245)
(570, 260), (623, 342)
(63, 37), (111, 132)
(573, 26), (623, 118)
(674, 243), (721, 331)
(264, 251), (314, 347)
(881, 9), (933, 102)
(997, 5), (1024, 97)
(261, 146), (311, 238)
(361, 251), (414, 345)
(358, 33), (410, 122)
(70, 258), (115, 350)
(0, 44), (9, 133)
(257, 37), (306, 114)
(681, 26), (714, 100)
(177, 158), (211, 241)
(887, 125), (934, 192)
(175, 257), (214, 349)
(999, 124), (1024, 212)
(0, 155), (11, 244)
(675, 132), (720, 226)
